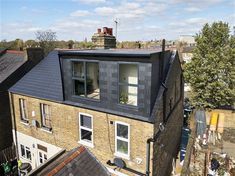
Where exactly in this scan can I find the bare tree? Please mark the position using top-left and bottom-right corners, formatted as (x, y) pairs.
(35, 30), (57, 55)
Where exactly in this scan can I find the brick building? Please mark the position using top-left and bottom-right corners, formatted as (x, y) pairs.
(9, 46), (183, 175)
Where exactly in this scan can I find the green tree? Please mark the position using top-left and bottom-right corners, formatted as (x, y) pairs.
(25, 40), (38, 48)
(184, 21), (235, 109)
(14, 39), (24, 50)
(35, 30), (57, 55)
(67, 40), (74, 49)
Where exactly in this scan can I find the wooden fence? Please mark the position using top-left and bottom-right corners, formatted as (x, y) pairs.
(0, 144), (17, 165)
(181, 111), (197, 176)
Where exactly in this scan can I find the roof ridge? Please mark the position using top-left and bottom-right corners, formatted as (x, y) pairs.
(46, 146), (86, 176)
(6, 50), (24, 54)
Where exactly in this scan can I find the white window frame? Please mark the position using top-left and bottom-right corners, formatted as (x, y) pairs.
(38, 150), (47, 165)
(19, 98), (28, 123)
(20, 144), (31, 161)
(115, 121), (130, 160)
(78, 112), (94, 148)
(118, 63), (139, 106)
(40, 103), (51, 130)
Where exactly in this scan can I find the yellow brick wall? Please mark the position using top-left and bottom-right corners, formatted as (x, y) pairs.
(12, 93), (154, 175)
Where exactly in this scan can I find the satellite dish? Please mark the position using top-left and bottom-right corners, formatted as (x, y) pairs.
(114, 158), (126, 168)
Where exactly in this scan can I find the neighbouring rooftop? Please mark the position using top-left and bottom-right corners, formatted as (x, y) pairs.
(0, 49), (26, 83)
(29, 146), (110, 176)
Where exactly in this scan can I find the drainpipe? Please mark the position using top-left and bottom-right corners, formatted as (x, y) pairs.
(146, 138), (154, 176)
(159, 39), (166, 83)
(145, 123), (165, 176)
(161, 83), (167, 123)
(9, 92), (19, 158)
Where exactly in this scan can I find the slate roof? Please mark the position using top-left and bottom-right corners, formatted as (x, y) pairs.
(37, 146), (110, 176)
(59, 48), (162, 58)
(0, 50), (26, 83)
(9, 51), (63, 102)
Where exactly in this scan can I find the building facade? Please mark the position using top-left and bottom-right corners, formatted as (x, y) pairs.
(9, 48), (183, 176)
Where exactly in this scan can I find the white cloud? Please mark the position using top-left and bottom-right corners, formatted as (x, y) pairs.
(171, 0), (224, 7)
(184, 7), (201, 12)
(49, 18), (104, 40)
(94, 1), (166, 19)
(20, 6), (45, 16)
(185, 17), (208, 25)
(95, 7), (117, 16)
(70, 10), (90, 17)
(143, 2), (167, 14)
(50, 18), (101, 33)
(72, 0), (106, 4)
(171, 0), (223, 4)
(1, 22), (42, 40)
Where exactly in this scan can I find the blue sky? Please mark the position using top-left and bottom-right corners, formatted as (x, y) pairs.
(0, 0), (235, 41)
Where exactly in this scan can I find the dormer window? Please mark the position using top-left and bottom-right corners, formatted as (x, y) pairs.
(72, 61), (100, 100)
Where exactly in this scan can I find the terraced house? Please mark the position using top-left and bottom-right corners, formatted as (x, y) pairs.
(9, 44), (184, 175)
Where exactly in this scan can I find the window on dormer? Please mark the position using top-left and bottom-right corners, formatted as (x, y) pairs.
(72, 61), (100, 99)
(119, 64), (138, 106)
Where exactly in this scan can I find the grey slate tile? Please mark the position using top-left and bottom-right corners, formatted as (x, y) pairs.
(9, 51), (63, 102)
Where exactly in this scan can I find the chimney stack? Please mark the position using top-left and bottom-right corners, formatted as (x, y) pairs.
(92, 27), (116, 49)
(26, 48), (44, 65)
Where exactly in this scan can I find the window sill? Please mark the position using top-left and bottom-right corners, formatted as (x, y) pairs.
(117, 103), (138, 110)
(114, 152), (130, 160)
(72, 95), (100, 102)
(40, 127), (53, 134)
(20, 121), (29, 126)
(78, 140), (94, 148)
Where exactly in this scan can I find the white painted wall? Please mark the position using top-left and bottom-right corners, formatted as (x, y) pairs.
(12, 130), (62, 169)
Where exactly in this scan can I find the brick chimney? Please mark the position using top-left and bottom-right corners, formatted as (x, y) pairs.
(92, 27), (116, 49)
(26, 48), (44, 65)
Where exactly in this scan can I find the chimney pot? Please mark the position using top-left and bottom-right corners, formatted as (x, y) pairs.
(109, 28), (113, 36)
(103, 27), (108, 34)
